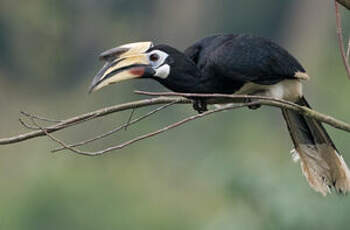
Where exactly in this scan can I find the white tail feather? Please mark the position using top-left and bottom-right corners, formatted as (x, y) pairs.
(296, 144), (350, 196)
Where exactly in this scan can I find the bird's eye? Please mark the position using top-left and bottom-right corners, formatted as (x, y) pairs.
(147, 50), (169, 68)
(150, 53), (160, 62)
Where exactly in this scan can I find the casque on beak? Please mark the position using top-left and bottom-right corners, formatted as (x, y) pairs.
(89, 42), (155, 93)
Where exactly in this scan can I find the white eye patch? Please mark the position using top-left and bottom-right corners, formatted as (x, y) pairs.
(147, 50), (169, 68)
(147, 50), (170, 79)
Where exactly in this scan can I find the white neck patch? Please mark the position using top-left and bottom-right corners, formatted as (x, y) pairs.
(155, 64), (170, 79)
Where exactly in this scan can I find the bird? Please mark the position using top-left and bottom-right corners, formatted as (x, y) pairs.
(89, 33), (350, 195)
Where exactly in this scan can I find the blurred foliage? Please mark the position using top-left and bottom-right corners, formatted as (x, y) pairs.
(1, 0), (350, 230)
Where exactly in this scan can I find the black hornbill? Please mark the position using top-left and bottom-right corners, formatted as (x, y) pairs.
(89, 34), (350, 195)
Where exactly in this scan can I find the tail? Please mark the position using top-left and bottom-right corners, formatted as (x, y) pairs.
(282, 97), (350, 195)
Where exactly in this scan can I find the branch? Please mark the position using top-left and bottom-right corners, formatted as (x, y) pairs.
(0, 97), (190, 145)
(31, 102), (258, 156)
(51, 101), (179, 153)
(335, 1), (350, 79)
(1, 91), (350, 157)
(135, 91), (350, 132)
(337, 0), (350, 10)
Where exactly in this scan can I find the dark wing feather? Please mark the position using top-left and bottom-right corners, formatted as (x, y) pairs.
(185, 34), (306, 85)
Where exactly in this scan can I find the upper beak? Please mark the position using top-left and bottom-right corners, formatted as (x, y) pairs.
(89, 42), (155, 93)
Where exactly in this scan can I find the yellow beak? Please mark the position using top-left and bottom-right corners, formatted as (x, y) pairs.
(89, 42), (154, 93)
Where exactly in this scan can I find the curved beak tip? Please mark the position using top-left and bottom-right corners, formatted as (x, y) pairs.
(88, 74), (103, 94)
(88, 85), (95, 94)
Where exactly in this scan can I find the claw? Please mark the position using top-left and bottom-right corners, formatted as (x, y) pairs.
(193, 99), (208, 114)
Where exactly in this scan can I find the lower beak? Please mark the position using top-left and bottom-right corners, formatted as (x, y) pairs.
(89, 42), (154, 93)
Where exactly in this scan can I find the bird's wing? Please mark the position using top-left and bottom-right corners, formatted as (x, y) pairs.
(186, 34), (306, 85)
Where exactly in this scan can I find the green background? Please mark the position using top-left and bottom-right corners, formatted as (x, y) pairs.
(1, 0), (350, 229)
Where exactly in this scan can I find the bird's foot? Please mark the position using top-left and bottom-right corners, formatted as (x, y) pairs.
(244, 98), (261, 110)
(248, 104), (261, 110)
(193, 99), (208, 114)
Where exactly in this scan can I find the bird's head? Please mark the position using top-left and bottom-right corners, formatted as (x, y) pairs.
(89, 42), (201, 93)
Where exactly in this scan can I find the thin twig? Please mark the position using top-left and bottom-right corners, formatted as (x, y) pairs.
(51, 102), (178, 153)
(335, 1), (350, 79)
(38, 102), (259, 156)
(125, 109), (135, 131)
(18, 118), (40, 130)
(31, 118), (89, 156)
(20, 111), (62, 123)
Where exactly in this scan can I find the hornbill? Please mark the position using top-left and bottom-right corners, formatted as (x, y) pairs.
(89, 34), (350, 195)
